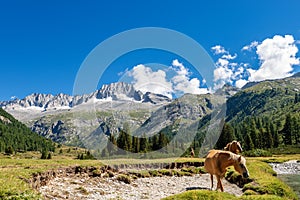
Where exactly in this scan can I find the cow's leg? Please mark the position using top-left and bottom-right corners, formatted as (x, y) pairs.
(210, 174), (213, 190)
(216, 175), (224, 192)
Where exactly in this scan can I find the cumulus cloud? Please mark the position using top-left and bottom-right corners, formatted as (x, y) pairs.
(125, 60), (209, 98)
(248, 35), (300, 82)
(212, 34), (300, 89)
(242, 41), (259, 51)
(171, 59), (209, 95)
(129, 64), (173, 99)
(222, 53), (237, 60)
(213, 58), (235, 89)
(211, 45), (228, 54)
(212, 45), (245, 89)
(235, 79), (248, 88)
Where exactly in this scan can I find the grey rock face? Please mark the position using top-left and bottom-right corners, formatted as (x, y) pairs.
(142, 92), (172, 104)
(0, 82), (171, 110)
(31, 119), (68, 143)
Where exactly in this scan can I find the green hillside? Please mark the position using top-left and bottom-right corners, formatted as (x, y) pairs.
(0, 108), (55, 154)
(221, 75), (300, 153)
(180, 75), (300, 156)
(227, 76), (300, 124)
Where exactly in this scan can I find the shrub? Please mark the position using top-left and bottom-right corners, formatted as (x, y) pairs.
(149, 170), (160, 177)
(244, 149), (272, 157)
(158, 169), (174, 176)
(116, 174), (131, 184)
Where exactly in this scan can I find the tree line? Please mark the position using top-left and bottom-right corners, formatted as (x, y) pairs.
(0, 108), (55, 154)
(215, 113), (300, 151)
(100, 112), (300, 157)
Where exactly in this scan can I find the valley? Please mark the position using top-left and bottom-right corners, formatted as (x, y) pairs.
(0, 74), (300, 199)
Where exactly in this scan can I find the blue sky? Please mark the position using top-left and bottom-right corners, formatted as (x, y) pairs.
(1, 0), (300, 101)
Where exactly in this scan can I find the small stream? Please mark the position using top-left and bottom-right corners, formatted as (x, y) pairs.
(270, 160), (300, 198)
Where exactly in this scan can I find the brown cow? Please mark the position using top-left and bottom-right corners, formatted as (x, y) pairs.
(204, 149), (249, 192)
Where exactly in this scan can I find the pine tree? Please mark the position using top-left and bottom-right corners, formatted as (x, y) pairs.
(249, 119), (259, 148)
(151, 134), (159, 150)
(270, 123), (279, 148)
(117, 130), (127, 152)
(132, 136), (140, 153)
(282, 114), (293, 145)
(215, 122), (235, 149)
(158, 132), (168, 149)
(41, 150), (48, 159)
(47, 152), (52, 159)
(244, 133), (254, 150)
(261, 126), (273, 149)
(257, 127), (264, 149)
(5, 146), (14, 155)
(292, 115), (300, 145)
(140, 133), (148, 152)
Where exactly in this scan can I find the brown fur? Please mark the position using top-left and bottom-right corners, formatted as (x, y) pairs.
(204, 150), (249, 192)
(224, 140), (243, 154)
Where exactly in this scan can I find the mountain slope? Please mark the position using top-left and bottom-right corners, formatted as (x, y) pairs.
(0, 108), (55, 153)
(1, 76), (299, 150)
(0, 82), (172, 145)
(226, 75), (300, 125)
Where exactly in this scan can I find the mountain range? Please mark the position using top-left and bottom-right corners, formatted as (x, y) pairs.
(1, 73), (299, 148)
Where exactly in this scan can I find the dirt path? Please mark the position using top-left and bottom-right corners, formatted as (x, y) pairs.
(39, 173), (243, 200)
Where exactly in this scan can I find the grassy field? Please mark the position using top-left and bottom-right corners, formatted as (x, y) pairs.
(164, 155), (300, 200)
(0, 149), (299, 199)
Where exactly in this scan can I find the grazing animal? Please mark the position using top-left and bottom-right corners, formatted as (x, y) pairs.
(224, 140), (243, 154)
(204, 150), (249, 192)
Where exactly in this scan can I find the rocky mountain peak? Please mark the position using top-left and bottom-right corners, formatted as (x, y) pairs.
(0, 82), (171, 111)
(215, 84), (240, 98)
(92, 82), (143, 101)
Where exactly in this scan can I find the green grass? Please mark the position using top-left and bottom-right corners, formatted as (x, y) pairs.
(162, 190), (238, 200)
(163, 155), (299, 200)
(242, 160), (297, 199)
(0, 152), (103, 199)
(0, 153), (299, 199)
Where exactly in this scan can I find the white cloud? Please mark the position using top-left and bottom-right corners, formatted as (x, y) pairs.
(214, 59), (233, 82)
(212, 34), (299, 89)
(248, 35), (300, 82)
(171, 59), (209, 94)
(235, 79), (248, 88)
(129, 64), (173, 99)
(213, 58), (234, 89)
(126, 60), (209, 98)
(211, 45), (228, 54)
(242, 41), (259, 51)
(222, 53), (237, 60)
(10, 96), (17, 100)
(212, 43), (244, 89)
(211, 45), (241, 89)
(172, 59), (188, 76)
